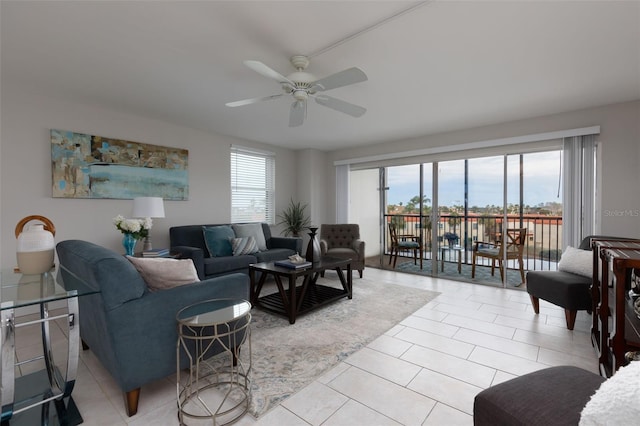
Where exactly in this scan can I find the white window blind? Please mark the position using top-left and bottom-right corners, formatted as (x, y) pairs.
(562, 135), (597, 248)
(230, 146), (275, 224)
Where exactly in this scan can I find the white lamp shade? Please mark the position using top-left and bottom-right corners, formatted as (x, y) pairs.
(132, 197), (165, 218)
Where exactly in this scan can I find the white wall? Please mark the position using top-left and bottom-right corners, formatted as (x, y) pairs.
(349, 168), (380, 257)
(326, 101), (640, 239)
(292, 148), (328, 252)
(0, 84), (298, 268)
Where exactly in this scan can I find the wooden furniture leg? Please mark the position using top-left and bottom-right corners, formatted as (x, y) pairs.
(565, 309), (577, 330)
(124, 388), (140, 417)
(529, 294), (540, 314)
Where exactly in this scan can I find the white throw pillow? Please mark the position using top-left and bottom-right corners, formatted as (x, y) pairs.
(232, 223), (267, 251)
(126, 256), (200, 291)
(580, 361), (640, 425)
(558, 246), (593, 278)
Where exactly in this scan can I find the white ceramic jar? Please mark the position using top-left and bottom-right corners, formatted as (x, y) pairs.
(16, 224), (55, 274)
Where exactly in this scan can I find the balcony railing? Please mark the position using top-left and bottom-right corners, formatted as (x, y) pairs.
(384, 213), (562, 272)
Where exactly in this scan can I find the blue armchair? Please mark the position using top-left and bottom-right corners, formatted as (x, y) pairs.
(56, 240), (249, 416)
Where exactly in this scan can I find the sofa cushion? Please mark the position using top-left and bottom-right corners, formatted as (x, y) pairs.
(126, 256), (200, 291)
(558, 245), (592, 278)
(204, 255), (256, 276)
(202, 225), (234, 257)
(231, 236), (259, 256)
(233, 223), (267, 251)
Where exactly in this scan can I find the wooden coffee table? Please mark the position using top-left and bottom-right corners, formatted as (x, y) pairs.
(249, 257), (352, 324)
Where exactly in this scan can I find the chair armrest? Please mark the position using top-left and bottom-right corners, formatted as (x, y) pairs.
(170, 246), (205, 279)
(474, 241), (496, 251)
(351, 239), (366, 257)
(320, 239), (328, 255)
(270, 236), (303, 254)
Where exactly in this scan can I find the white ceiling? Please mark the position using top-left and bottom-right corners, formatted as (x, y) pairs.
(2, 1), (639, 151)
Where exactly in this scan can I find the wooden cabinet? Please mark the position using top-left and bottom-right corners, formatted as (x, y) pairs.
(591, 239), (640, 377)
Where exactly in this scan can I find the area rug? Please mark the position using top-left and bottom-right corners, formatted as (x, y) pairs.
(245, 275), (439, 418)
(395, 259), (526, 288)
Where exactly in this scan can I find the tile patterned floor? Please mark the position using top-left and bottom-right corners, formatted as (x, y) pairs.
(14, 267), (597, 425)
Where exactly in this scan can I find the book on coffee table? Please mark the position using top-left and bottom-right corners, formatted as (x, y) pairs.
(274, 259), (312, 269)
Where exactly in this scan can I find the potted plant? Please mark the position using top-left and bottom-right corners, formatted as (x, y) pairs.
(277, 198), (311, 237)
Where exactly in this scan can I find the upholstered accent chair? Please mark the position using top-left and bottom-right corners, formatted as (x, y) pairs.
(319, 224), (365, 278)
(526, 235), (638, 330)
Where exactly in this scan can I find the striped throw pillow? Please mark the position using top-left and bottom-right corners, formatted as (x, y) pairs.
(231, 236), (258, 256)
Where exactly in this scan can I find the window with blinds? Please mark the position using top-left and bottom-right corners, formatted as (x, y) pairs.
(230, 146), (275, 224)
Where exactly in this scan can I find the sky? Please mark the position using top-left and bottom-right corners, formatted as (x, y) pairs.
(386, 151), (562, 208)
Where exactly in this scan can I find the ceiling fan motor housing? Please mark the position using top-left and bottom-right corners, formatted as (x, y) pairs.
(292, 89), (309, 101)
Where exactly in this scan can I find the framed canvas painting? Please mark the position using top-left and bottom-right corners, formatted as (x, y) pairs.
(51, 129), (189, 200)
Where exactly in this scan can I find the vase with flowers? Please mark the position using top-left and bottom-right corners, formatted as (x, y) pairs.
(113, 215), (152, 256)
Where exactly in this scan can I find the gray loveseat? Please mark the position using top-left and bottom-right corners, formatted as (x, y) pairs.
(56, 239), (249, 416)
(170, 223), (302, 279)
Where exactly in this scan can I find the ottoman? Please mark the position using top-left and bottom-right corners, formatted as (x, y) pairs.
(473, 366), (604, 426)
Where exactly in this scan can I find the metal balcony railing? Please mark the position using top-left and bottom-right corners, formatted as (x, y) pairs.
(384, 213), (562, 272)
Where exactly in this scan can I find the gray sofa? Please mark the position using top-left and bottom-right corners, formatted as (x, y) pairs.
(56, 239), (249, 416)
(170, 223), (302, 279)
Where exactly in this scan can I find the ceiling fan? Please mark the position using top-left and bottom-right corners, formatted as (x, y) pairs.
(226, 55), (368, 127)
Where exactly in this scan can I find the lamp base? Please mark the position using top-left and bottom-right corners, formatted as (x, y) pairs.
(142, 236), (153, 251)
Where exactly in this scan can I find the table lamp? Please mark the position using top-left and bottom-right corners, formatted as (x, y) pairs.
(132, 197), (165, 251)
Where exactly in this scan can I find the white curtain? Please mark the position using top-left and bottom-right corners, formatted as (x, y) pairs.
(335, 164), (350, 223)
(562, 135), (597, 248)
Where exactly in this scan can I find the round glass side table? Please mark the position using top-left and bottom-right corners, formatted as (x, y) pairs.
(176, 299), (252, 425)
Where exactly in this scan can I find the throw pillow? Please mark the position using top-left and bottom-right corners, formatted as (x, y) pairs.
(558, 246), (593, 278)
(203, 225), (234, 257)
(579, 361), (640, 425)
(231, 236), (258, 256)
(126, 256), (200, 291)
(232, 223), (267, 251)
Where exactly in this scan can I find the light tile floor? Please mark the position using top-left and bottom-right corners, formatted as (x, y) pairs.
(14, 267), (598, 425)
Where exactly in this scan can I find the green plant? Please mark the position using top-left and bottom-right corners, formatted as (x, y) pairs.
(277, 199), (311, 237)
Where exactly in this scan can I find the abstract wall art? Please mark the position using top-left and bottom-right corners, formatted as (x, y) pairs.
(51, 129), (189, 200)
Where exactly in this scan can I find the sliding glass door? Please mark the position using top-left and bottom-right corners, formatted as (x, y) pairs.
(356, 145), (569, 288)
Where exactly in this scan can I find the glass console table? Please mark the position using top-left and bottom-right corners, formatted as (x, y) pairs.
(0, 266), (99, 425)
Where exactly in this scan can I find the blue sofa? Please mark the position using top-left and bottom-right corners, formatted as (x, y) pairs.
(56, 240), (250, 416)
(170, 223), (302, 279)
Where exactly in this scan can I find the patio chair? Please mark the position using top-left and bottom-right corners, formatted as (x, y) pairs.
(388, 223), (423, 269)
(472, 228), (526, 284)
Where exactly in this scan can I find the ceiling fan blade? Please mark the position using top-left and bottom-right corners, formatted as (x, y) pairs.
(289, 101), (305, 127)
(244, 60), (294, 87)
(225, 94), (283, 107)
(312, 67), (368, 91)
(315, 95), (366, 118)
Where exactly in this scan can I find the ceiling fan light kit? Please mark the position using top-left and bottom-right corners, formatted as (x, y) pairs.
(226, 55), (368, 127)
